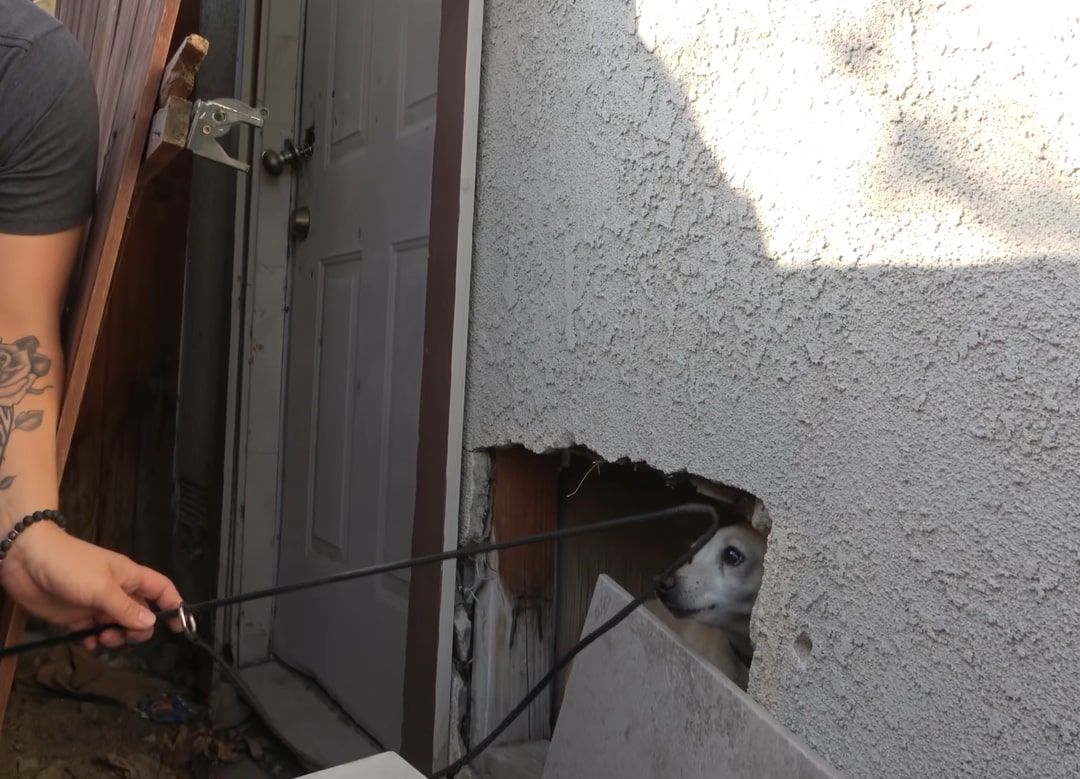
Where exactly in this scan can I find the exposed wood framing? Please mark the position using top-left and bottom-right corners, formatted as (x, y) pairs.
(491, 448), (559, 601)
(553, 458), (752, 711)
(464, 447), (758, 751)
(0, 0), (184, 733)
(468, 447), (560, 749)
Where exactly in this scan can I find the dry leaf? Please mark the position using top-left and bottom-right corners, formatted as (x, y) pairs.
(245, 736), (264, 761)
(96, 753), (160, 778)
(214, 740), (241, 763)
(33, 763), (75, 779)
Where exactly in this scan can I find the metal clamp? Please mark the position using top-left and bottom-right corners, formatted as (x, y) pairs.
(176, 601), (198, 641)
(186, 98), (269, 173)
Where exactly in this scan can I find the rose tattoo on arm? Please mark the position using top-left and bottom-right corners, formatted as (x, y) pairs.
(0, 337), (53, 490)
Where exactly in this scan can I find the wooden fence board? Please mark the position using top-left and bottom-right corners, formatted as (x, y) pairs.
(57, 0), (182, 468)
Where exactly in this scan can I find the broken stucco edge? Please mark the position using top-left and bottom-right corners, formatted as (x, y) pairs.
(448, 451), (492, 775)
(473, 440), (760, 516)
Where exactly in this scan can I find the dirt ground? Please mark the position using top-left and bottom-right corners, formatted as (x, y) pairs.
(0, 634), (306, 779)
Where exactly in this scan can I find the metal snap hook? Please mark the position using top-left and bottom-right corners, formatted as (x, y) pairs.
(176, 602), (198, 641)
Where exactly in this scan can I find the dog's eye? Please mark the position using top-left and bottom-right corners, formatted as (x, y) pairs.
(721, 546), (745, 566)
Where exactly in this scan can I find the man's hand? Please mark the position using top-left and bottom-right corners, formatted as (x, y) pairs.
(0, 521), (184, 649)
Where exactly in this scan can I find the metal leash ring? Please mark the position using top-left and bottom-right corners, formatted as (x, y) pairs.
(175, 602), (198, 640)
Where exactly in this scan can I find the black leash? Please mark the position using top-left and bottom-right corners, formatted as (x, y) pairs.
(0, 503), (721, 778)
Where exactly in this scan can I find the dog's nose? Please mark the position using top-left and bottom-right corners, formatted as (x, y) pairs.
(656, 576), (676, 595)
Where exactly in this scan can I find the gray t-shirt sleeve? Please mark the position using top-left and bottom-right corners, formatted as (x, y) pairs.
(0, 22), (98, 236)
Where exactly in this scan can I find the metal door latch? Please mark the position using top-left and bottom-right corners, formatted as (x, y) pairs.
(186, 98), (269, 173)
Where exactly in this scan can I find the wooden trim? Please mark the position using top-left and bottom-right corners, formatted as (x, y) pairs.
(185, 0), (261, 659)
(401, 0), (479, 769)
(427, 0), (485, 766)
(219, 0), (305, 668)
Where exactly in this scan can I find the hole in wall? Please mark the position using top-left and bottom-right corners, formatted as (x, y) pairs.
(470, 443), (771, 743)
(794, 631), (813, 666)
(552, 447), (768, 716)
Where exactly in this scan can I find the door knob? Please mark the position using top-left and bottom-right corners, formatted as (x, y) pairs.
(290, 206), (311, 239)
(262, 138), (313, 177)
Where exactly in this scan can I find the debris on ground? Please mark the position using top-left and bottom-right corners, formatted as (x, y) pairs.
(32, 644), (174, 710)
(161, 723), (266, 774)
(207, 682), (250, 730)
(97, 752), (168, 777)
(139, 693), (203, 724)
(0, 640), (303, 779)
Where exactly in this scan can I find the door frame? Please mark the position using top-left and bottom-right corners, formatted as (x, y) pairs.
(217, 0), (483, 769)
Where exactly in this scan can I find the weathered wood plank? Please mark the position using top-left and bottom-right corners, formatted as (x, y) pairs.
(125, 161), (191, 573)
(158, 33), (209, 105)
(95, 4), (138, 166)
(469, 447), (560, 748)
(58, 0), (182, 471)
(57, 337), (106, 544)
(137, 32), (210, 200)
(491, 447), (559, 601)
(141, 96), (193, 188)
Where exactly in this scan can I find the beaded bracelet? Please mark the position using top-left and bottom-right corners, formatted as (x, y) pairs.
(0, 510), (67, 565)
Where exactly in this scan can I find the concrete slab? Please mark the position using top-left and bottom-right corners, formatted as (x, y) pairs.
(543, 575), (843, 779)
(238, 661), (380, 769)
(474, 739), (549, 778)
(216, 758), (274, 779)
(297, 752), (425, 778)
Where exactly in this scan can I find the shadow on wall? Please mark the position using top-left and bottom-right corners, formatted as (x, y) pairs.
(467, 1), (1080, 778)
(829, 1), (1080, 251)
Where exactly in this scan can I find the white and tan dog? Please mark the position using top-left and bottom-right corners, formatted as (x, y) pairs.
(645, 523), (767, 689)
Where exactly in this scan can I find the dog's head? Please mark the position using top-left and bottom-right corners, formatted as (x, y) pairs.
(655, 523), (767, 640)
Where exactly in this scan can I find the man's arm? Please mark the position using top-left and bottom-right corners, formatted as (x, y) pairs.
(0, 229), (78, 534)
(0, 226), (183, 648)
(0, 9), (182, 647)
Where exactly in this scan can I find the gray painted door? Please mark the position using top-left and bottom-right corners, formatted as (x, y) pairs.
(272, 0), (440, 751)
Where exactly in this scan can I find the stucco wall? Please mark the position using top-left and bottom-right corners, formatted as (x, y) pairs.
(463, 1), (1080, 777)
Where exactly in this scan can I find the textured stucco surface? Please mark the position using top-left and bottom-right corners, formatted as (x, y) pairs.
(463, 1), (1080, 777)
